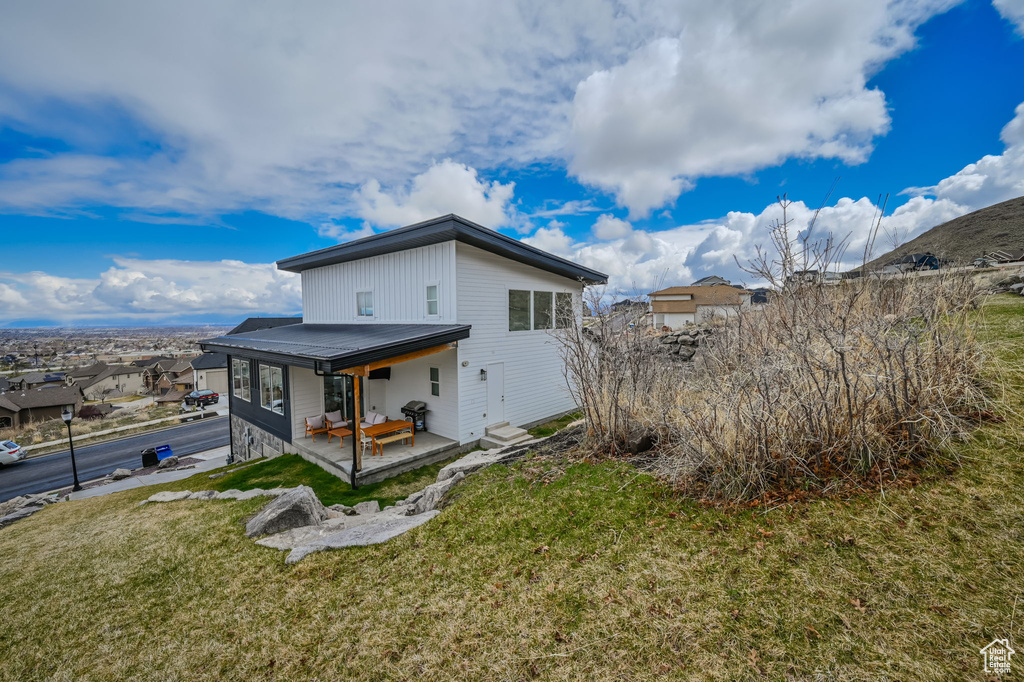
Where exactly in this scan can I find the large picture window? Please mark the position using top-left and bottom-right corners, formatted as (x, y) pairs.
(533, 291), (553, 330)
(508, 289), (531, 331)
(259, 364), (285, 415)
(356, 290), (374, 317)
(232, 358), (250, 401)
(556, 292), (574, 329)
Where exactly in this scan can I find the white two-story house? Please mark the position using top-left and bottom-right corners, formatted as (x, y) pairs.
(200, 214), (607, 485)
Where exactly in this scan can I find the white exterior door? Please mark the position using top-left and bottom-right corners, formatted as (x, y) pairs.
(486, 362), (504, 425)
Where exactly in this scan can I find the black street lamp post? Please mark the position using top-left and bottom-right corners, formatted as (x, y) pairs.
(61, 406), (82, 492)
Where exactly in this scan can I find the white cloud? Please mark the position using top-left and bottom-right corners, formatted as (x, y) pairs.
(568, 0), (955, 216)
(0, 1), (964, 224)
(354, 160), (515, 229)
(994, 0), (1024, 34)
(591, 214), (633, 240)
(0, 258), (300, 323)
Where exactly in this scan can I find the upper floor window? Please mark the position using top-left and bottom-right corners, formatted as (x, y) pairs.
(510, 289), (574, 332)
(259, 363), (285, 415)
(356, 290), (374, 317)
(426, 284), (439, 316)
(555, 292), (574, 329)
(533, 291), (553, 330)
(232, 358), (250, 401)
(508, 290), (531, 331)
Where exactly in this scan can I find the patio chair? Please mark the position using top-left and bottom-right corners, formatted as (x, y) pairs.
(324, 410), (348, 429)
(304, 415), (329, 441)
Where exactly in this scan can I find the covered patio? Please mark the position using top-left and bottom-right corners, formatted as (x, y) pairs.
(292, 429), (461, 485)
(199, 322), (471, 486)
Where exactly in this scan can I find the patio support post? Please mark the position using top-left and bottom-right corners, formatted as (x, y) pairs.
(347, 374), (358, 489)
(352, 374), (362, 472)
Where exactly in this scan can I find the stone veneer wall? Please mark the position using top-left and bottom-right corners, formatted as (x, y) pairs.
(230, 414), (286, 462)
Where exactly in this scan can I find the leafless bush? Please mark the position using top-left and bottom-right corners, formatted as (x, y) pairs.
(560, 198), (987, 501)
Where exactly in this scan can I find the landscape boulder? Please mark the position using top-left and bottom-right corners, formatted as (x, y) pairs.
(188, 490), (218, 500)
(142, 490), (192, 504)
(157, 456), (179, 469)
(406, 472), (465, 515)
(110, 468), (133, 481)
(285, 511), (441, 563)
(244, 485), (327, 538)
(437, 449), (518, 482)
(353, 500), (380, 515)
(328, 504), (357, 516)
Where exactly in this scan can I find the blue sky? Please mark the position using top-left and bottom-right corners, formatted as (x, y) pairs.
(1, 0), (1023, 325)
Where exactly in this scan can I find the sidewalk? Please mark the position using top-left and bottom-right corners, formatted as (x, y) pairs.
(67, 446), (232, 500)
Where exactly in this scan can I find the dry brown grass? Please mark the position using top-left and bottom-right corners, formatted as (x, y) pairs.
(0, 296), (1021, 680)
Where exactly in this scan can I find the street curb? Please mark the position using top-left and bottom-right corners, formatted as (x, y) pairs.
(22, 414), (227, 461)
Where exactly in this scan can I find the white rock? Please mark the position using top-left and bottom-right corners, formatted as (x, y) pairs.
(245, 485), (327, 538)
(215, 489), (243, 500)
(353, 500), (380, 515)
(437, 449), (515, 482)
(285, 511), (441, 563)
(410, 472), (465, 515)
(146, 490), (192, 503)
(188, 490), (218, 500)
(110, 468), (132, 480)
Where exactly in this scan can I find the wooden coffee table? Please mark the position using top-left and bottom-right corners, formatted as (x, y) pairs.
(327, 427), (352, 446)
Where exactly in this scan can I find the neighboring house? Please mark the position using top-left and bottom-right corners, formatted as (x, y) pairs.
(785, 269), (842, 286)
(9, 372), (66, 390)
(66, 362), (146, 400)
(0, 378), (9, 392)
(130, 355), (171, 367)
(648, 284), (752, 329)
(199, 214), (607, 481)
(0, 384), (84, 428)
(192, 352), (229, 394)
(142, 358), (179, 393)
(691, 275), (731, 286)
(974, 248), (1024, 267)
(154, 358), (196, 395)
(882, 252), (939, 274)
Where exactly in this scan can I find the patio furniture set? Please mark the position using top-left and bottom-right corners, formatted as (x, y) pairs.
(304, 410), (415, 457)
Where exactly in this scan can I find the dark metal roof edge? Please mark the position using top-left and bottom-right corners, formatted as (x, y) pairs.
(198, 325), (471, 372)
(276, 214), (608, 284)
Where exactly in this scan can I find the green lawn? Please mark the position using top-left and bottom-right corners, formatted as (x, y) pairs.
(528, 411), (581, 438)
(187, 453), (455, 507)
(0, 296), (1022, 680)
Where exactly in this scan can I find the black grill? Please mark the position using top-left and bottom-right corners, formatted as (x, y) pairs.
(401, 400), (428, 432)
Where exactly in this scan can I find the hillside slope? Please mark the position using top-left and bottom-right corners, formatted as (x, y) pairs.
(864, 194), (1024, 269)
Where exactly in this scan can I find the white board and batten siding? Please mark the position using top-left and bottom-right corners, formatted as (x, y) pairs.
(382, 349), (460, 441)
(289, 366), (323, 441)
(301, 242), (457, 324)
(454, 242), (582, 443)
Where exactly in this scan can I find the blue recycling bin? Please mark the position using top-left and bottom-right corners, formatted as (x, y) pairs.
(155, 444), (174, 461)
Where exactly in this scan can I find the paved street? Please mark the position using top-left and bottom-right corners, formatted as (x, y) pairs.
(0, 417), (229, 502)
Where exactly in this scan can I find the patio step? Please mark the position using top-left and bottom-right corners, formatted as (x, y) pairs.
(480, 423), (532, 449)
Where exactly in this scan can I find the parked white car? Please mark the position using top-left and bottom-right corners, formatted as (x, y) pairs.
(0, 440), (26, 466)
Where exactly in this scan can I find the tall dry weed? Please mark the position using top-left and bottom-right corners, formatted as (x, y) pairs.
(560, 198), (988, 501)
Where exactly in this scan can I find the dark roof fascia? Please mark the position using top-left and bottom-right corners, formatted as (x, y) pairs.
(199, 324), (472, 373)
(276, 214), (608, 285)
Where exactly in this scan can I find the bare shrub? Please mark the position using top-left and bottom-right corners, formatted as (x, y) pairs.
(560, 199), (987, 501)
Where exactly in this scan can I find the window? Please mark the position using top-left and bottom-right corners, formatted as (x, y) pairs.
(556, 292), (574, 329)
(533, 291), (553, 330)
(426, 284), (439, 316)
(508, 289), (531, 331)
(429, 367), (440, 397)
(231, 358), (250, 401)
(356, 290), (374, 317)
(259, 363), (285, 415)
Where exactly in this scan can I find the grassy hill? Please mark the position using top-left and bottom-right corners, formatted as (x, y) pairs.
(1, 295), (1023, 679)
(864, 194), (1024, 269)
